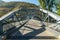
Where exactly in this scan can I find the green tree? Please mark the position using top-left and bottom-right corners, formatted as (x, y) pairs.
(38, 0), (60, 15)
(38, 0), (54, 10)
(38, 0), (46, 9)
(54, 0), (60, 15)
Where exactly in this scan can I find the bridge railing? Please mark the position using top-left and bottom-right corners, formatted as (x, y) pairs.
(0, 8), (39, 35)
(40, 8), (60, 38)
(0, 8), (60, 38)
(0, 9), (19, 34)
(0, 8), (30, 35)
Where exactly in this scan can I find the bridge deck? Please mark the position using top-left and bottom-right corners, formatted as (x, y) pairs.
(6, 19), (59, 40)
(20, 19), (55, 36)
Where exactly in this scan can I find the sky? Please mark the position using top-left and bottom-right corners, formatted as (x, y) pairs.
(2, 0), (40, 5)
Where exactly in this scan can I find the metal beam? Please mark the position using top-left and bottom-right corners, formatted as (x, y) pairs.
(0, 9), (19, 21)
(40, 8), (60, 21)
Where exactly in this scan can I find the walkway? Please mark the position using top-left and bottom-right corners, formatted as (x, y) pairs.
(6, 19), (58, 40)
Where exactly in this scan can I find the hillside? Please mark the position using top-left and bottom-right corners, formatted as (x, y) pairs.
(0, 2), (39, 17)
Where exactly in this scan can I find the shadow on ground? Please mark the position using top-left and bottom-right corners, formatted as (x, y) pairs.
(5, 24), (56, 40)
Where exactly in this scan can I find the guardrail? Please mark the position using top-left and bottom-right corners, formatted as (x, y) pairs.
(0, 8), (60, 39)
(40, 8), (60, 21)
(0, 9), (19, 34)
(40, 8), (60, 38)
(0, 8), (39, 35)
(0, 9), (19, 21)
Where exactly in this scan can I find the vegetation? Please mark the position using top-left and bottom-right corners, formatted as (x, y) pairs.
(38, 0), (60, 15)
(0, 2), (39, 17)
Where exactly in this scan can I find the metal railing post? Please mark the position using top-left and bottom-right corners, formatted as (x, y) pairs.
(0, 21), (3, 35)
